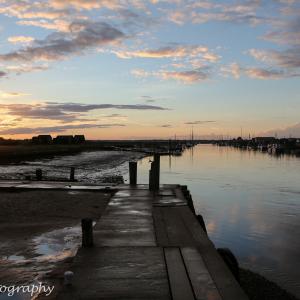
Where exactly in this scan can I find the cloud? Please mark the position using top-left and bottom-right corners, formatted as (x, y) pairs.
(160, 124), (172, 128)
(103, 113), (127, 118)
(244, 68), (286, 79)
(221, 62), (298, 80)
(168, 11), (186, 25)
(8, 35), (34, 44)
(221, 62), (241, 79)
(262, 15), (300, 45)
(184, 120), (216, 125)
(131, 69), (149, 78)
(17, 19), (71, 32)
(139, 95), (167, 103)
(0, 71), (7, 78)
(140, 95), (154, 102)
(0, 1), (70, 20)
(167, 1), (275, 26)
(132, 67), (211, 83)
(261, 122), (300, 138)
(158, 68), (211, 83)
(0, 21), (125, 63)
(1, 103), (80, 123)
(250, 47), (300, 69)
(0, 91), (30, 98)
(5, 64), (49, 74)
(1, 102), (168, 123)
(0, 123), (125, 135)
(49, 0), (123, 11)
(113, 45), (212, 59)
(247, 47), (300, 78)
(49, 102), (168, 111)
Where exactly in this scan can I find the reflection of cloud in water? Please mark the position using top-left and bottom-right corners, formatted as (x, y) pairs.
(206, 221), (216, 234)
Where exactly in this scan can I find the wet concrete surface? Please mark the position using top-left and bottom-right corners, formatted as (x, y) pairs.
(93, 190), (156, 247)
(55, 185), (248, 300)
(58, 247), (170, 300)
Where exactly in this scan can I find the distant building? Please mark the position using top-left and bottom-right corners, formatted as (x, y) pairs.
(53, 135), (74, 144)
(74, 135), (85, 144)
(32, 135), (52, 144)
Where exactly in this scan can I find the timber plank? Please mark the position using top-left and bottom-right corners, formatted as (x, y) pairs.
(181, 247), (222, 300)
(164, 247), (195, 300)
(153, 207), (170, 245)
(179, 206), (248, 300)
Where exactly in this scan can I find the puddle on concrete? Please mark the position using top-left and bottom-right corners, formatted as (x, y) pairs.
(0, 226), (82, 299)
(32, 226), (81, 262)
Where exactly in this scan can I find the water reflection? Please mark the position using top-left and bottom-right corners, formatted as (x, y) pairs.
(135, 144), (300, 297)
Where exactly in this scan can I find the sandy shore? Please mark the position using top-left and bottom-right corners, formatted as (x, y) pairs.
(0, 190), (112, 289)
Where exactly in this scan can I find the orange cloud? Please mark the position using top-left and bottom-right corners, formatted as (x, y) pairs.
(8, 36), (34, 44)
(113, 45), (213, 59)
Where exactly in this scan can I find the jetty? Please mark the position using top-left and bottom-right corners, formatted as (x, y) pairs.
(0, 157), (249, 300)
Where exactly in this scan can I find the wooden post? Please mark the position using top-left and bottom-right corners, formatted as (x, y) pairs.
(149, 164), (154, 191)
(81, 218), (93, 247)
(129, 161), (137, 185)
(153, 153), (160, 190)
(70, 167), (75, 181)
(36, 169), (42, 181)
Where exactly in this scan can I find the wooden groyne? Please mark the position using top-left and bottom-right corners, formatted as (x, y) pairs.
(0, 157), (248, 300)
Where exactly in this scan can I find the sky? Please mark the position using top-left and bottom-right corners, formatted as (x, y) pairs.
(0, 0), (299, 140)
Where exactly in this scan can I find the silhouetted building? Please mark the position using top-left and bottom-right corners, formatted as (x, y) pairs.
(32, 135), (52, 144)
(74, 135), (85, 144)
(53, 135), (74, 144)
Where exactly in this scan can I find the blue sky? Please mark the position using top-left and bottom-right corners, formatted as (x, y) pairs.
(0, 0), (299, 139)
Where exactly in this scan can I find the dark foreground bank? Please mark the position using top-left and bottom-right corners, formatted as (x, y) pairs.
(0, 144), (110, 163)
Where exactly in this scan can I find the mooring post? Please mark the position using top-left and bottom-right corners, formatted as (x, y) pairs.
(81, 218), (93, 247)
(129, 161), (137, 185)
(70, 167), (75, 181)
(149, 164), (154, 190)
(153, 153), (160, 190)
(36, 169), (42, 181)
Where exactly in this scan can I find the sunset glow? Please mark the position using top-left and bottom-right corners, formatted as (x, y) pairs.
(0, 0), (299, 139)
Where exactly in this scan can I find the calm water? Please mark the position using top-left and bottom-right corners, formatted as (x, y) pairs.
(133, 144), (300, 297)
